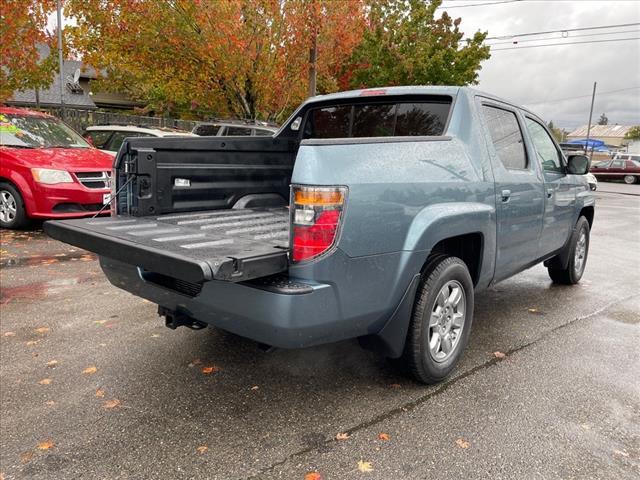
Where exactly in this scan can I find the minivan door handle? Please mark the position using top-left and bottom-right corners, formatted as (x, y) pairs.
(501, 189), (511, 202)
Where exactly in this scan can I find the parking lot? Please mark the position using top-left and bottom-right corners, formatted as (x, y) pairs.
(1, 183), (638, 480)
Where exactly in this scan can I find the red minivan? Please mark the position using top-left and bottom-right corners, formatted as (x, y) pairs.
(0, 107), (114, 228)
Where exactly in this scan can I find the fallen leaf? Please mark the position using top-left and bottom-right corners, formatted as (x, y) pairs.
(188, 358), (202, 368)
(493, 351), (506, 359)
(304, 472), (322, 480)
(46, 360), (58, 368)
(82, 366), (97, 375)
(614, 449), (629, 457)
(20, 451), (34, 463)
(37, 440), (54, 450)
(26, 340), (39, 346)
(335, 432), (350, 441)
(389, 383), (402, 389)
(35, 327), (50, 334)
(46, 401), (55, 406)
(38, 378), (52, 385)
(103, 399), (121, 409)
(201, 366), (220, 375)
(151, 334), (160, 338)
(378, 432), (390, 441)
(527, 308), (538, 313)
(95, 389), (105, 398)
(357, 460), (373, 473)
(3, 332), (15, 337)
(93, 320), (107, 325)
(196, 445), (208, 454)
(455, 438), (470, 449)
(250, 385), (259, 390)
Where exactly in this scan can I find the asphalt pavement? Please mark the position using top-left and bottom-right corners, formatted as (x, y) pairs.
(1, 182), (638, 480)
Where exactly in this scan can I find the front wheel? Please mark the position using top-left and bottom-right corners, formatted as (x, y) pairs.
(400, 255), (474, 384)
(0, 182), (29, 229)
(623, 175), (637, 184)
(548, 216), (590, 285)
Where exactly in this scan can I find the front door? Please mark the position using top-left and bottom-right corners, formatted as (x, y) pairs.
(479, 102), (545, 282)
(523, 117), (576, 257)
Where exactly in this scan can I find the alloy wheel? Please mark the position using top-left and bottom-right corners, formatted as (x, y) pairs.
(0, 190), (17, 224)
(428, 280), (466, 362)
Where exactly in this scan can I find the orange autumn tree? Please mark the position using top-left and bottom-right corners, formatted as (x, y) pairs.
(66, 0), (366, 121)
(0, 0), (58, 101)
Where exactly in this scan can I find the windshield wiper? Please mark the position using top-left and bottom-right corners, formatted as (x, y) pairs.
(1, 145), (36, 149)
(44, 145), (88, 149)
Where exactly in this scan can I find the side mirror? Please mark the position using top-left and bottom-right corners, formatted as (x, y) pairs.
(567, 154), (589, 175)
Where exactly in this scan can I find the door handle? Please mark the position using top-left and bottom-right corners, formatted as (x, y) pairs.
(546, 188), (553, 198)
(501, 189), (511, 202)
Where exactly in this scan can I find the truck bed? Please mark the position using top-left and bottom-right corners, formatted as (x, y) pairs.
(44, 208), (290, 284)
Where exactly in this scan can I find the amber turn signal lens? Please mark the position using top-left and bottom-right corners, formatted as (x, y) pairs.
(294, 188), (344, 206)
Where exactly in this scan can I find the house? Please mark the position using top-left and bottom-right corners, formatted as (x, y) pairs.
(6, 45), (139, 112)
(566, 125), (633, 148)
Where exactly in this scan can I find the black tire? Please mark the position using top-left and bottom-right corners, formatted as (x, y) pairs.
(623, 175), (636, 185)
(0, 182), (29, 229)
(548, 216), (590, 285)
(400, 255), (474, 384)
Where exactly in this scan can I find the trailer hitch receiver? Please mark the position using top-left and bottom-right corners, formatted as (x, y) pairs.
(159, 306), (207, 330)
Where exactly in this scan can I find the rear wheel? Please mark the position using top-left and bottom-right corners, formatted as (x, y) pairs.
(399, 255), (474, 384)
(548, 216), (590, 285)
(0, 182), (28, 229)
(623, 175), (636, 184)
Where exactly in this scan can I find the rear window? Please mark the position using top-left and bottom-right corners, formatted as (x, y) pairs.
(225, 126), (252, 136)
(193, 124), (221, 136)
(303, 99), (451, 139)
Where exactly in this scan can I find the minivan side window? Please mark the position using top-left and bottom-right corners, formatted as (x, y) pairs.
(524, 118), (563, 173)
(481, 105), (527, 170)
(302, 100), (451, 139)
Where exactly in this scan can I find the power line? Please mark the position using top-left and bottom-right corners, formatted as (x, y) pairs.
(524, 87), (640, 106)
(438, 0), (523, 9)
(491, 37), (640, 51)
(486, 29), (640, 46)
(485, 22), (640, 40)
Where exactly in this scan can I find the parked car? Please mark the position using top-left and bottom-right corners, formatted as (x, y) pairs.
(589, 153), (640, 184)
(45, 86), (594, 384)
(585, 172), (598, 191)
(83, 125), (196, 156)
(192, 120), (276, 137)
(0, 107), (113, 229)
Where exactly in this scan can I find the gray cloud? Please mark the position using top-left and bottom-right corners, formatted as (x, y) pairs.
(443, 0), (640, 129)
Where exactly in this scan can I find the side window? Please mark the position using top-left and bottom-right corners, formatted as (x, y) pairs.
(226, 126), (252, 136)
(611, 160), (625, 168)
(84, 130), (112, 149)
(305, 105), (351, 138)
(481, 105), (527, 170)
(524, 118), (563, 173)
(193, 124), (221, 136)
(253, 128), (273, 136)
(105, 132), (154, 152)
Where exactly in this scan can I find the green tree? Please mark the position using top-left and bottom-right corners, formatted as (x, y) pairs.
(624, 125), (640, 141)
(597, 113), (608, 125)
(344, 0), (490, 89)
(547, 120), (564, 142)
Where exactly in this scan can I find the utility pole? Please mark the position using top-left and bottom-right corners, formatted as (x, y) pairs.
(56, 0), (65, 119)
(308, 31), (317, 97)
(584, 82), (597, 160)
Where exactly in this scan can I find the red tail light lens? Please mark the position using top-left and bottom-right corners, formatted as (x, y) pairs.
(291, 186), (346, 263)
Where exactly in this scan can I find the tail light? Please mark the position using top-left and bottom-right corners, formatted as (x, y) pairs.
(290, 185), (347, 263)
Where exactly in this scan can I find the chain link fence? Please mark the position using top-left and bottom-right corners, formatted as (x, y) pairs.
(47, 107), (198, 133)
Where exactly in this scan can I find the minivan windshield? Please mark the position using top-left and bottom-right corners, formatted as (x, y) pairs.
(0, 113), (90, 149)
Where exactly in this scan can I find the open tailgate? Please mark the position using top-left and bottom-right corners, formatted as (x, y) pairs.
(44, 208), (290, 283)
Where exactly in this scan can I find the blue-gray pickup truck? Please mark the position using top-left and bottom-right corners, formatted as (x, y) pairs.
(44, 86), (595, 383)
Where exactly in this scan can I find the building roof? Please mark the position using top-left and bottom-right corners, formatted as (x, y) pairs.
(567, 125), (632, 138)
(9, 58), (97, 109)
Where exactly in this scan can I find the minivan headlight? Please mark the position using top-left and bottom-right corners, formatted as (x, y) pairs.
(31, 168), (74, 185)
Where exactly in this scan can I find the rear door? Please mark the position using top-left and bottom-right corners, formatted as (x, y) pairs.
(479, 101), (545, 281)
(523, 116), (576, 256)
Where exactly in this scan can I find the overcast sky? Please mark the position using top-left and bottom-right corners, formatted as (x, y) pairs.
(441, 0), (640, 130)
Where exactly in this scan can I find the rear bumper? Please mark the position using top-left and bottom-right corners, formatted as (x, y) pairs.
(99, 247), (422, 349)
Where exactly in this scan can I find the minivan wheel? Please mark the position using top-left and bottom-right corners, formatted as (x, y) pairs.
(400, 255), (474, 384)
(623, 175), (636, 184)
(0, 182), (28, 229)
(548, 216), (590, 285)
